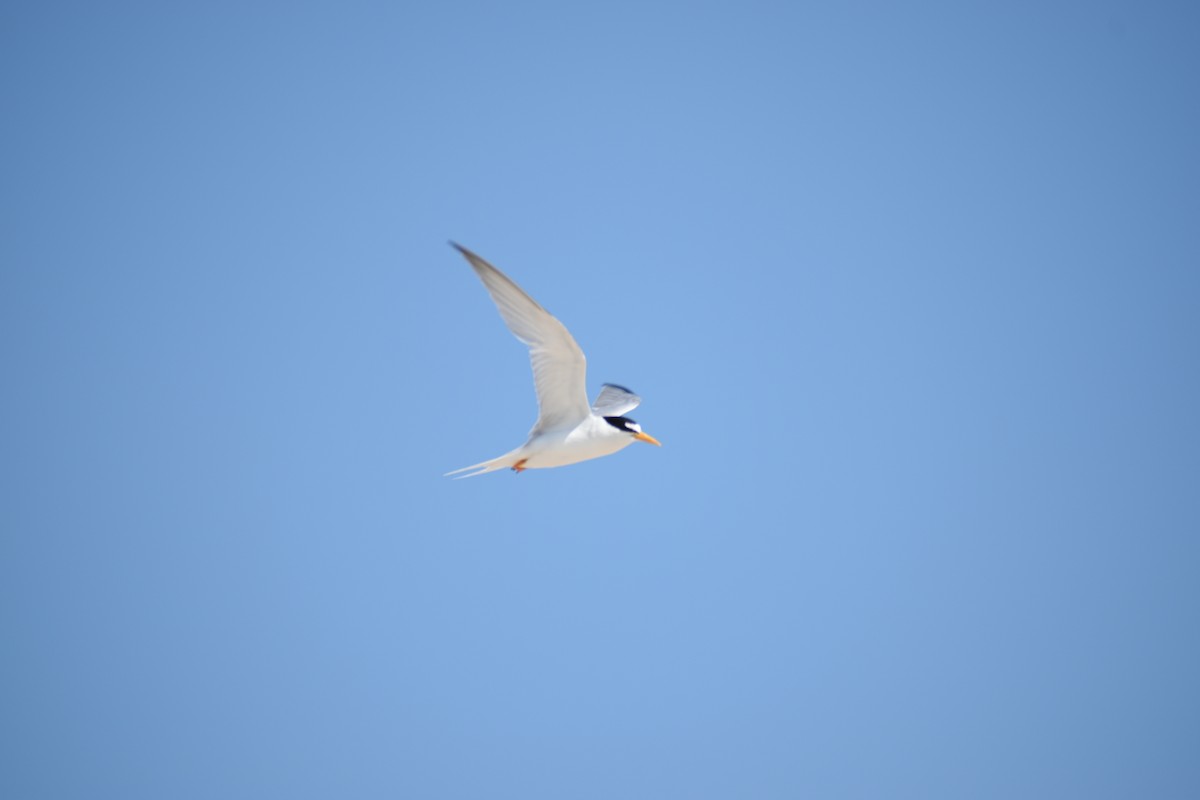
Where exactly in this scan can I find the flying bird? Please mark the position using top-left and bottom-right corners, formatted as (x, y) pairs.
(446, 242), (661, 478)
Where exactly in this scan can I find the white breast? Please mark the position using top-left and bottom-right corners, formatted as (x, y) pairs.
(520, 416), (634, 469)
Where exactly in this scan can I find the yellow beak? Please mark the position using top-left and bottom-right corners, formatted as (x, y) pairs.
(633, 431), (662, 447)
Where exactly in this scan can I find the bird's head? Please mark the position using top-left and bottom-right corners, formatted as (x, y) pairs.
(604, 416), (661, 446)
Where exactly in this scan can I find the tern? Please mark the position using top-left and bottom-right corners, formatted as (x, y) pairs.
(445, 242), (661, 478)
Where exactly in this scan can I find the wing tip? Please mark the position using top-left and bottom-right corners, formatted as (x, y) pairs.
(448, 241), (494, 275)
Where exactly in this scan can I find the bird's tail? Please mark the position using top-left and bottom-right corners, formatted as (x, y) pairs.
(443, 449), (523, 479)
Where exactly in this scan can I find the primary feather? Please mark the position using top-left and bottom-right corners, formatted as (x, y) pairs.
(451, 242), (591, 434)
(591, 383), (642, 417)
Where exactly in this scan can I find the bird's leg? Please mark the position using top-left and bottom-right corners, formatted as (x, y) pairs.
(512, 459), (528, 474)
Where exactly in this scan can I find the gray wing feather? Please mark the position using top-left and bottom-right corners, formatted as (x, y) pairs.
(591, 383), (641, 417)
(452, 243), (591, 432)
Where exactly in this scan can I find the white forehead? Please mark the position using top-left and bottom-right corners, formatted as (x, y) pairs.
(627, 421), (641, 432)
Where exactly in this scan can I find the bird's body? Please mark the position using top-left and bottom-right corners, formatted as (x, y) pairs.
(446, 243), (660, 478)
(451, 415), (639, 475)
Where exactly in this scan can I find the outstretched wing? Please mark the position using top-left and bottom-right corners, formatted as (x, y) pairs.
(452, 243), (591, 433)
(591, 383), (641, 417)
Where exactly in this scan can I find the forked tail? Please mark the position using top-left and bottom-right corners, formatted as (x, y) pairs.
(443, 449), (522, 479)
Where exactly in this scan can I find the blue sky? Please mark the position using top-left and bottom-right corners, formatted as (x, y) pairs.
(3, 2), (1198, 797)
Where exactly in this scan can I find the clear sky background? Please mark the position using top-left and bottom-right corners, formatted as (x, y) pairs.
(3, 2), (1198, 798)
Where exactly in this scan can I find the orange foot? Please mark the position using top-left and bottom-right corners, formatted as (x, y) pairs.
(512, 459), (528, 474)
